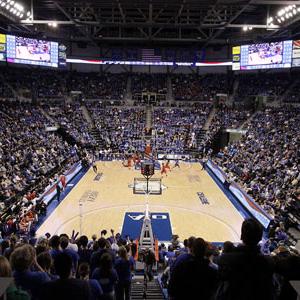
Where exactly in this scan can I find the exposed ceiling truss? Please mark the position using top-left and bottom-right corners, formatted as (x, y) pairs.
(0, 0), (299, 46)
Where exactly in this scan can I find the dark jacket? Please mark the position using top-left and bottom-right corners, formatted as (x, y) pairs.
(216, 245), (275, 300)
(274, 255), (300, 300)
(40, 278), (91, 300)
(168, 255), (217, 300)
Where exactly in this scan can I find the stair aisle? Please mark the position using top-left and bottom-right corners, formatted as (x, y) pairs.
(131, 276), (165, 300)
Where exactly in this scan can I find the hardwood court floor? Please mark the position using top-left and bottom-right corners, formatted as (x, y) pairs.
(37, 162), (244, 242)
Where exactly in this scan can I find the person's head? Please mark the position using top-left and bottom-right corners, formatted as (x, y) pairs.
(10, 244), (35, 272)
(9, 235), (17, 248)
(37, 251), (52, 272)
(241, 218), (263, 247)
(118, 246), (128, 260)
(60, 236), (69, 250)
(183, 239), (188, 248)
(100, 253), (113, 276)
(49, 235), (60, 249)
(35, 244), (48, 256)
(191, 238), (207, 259)
(0, 256), (12, 277)
(1, 240), (9, 254)
(97, 237), (107, 249)
(92, 234), (97, 241)
(78, 262), (90, 279)
(168, 245), (174, 252)
(54, 252), (72, 279)
(223, 241), (235, 253)
(78, 235), (89, 248)
(187, 236), (196, 252)
(37, 236), (48, 247)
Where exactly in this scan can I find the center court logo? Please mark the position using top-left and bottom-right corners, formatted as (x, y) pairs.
(128, 214), (168, 221)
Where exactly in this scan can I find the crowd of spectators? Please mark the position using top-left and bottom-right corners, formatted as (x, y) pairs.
(2, 66), (300, 104)
(0, 229), (137, 300)
(0, 76), (14, 99)
(0, 67), (127, 101)
(235, 72), (291, 101)
(66, 72), (127, 100)
(0, 102), (75, 201)
(172, 74), (230, 101)
(165, 219), (300, 300)
(284, 76), (300, 103)
(87, 102), (146, 153)
(131, 73), (167, 96)
(214, 107), (300, 227)
(43, 102), (96, 145)
(153, 106), (211, 153)
(0, 101), (85, 243)
(0, 218), (299, 299)
(197, 106), (251, 154)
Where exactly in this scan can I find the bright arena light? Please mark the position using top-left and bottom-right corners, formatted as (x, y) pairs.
(0, 0), (29, 19)
(274, 4), (300, 25)
(48, 21), (58, 28)
(242, 25), (253, 32)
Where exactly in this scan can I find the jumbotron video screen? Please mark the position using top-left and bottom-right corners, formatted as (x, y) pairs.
(0, 33), (6, 61)
(6, 35), (63, 68)
(247, 42), (283, 66)
(16, 37), (51, 62)
(232, 40), (293, 70)
(292, 40), (300, 67)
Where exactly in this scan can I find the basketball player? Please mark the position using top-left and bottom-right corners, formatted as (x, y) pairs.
(161, 163), (168, 177)
(173, 159), (180, 169)
(122, 156), (133, 169)
(165, 160), (171, 172)
(127, 156), (133, 169)
(134, 152), (141, 167)
(92, 162), (98, 174)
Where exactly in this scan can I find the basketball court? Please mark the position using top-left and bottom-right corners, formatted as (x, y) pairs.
(37, 161), (244, 242)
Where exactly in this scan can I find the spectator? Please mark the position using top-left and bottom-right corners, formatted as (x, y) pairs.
(49, 235), (61, 260)
(92, 253), (118, 300)
(78, 262), (103, 300)
(60, 236), (79, 274)
(10, 244), (50, 299)
(274, 254), (300, 300)
(41, 252), (91, 300)
(37, 251), (58, 280)
(0, 255), (30, 300)
(168, 238), (218, 300)
(4, 235), (18, 260)
(78, 235), (92, 264)
(143, 248), (156, 282)
(216, 219), (275, 300)
(115, 246), (134, 300)
(90, 237), (115, 273)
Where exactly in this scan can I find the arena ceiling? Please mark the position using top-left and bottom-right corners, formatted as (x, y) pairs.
(1, 0), (300, 47)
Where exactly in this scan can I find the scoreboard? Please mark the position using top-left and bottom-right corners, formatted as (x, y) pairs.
(232, 41), (292, 71)
(0, 34), (6, 62)
(292, 40), (300, 67)
(0, 33), (66, 68)
(233, 39), (300, 70)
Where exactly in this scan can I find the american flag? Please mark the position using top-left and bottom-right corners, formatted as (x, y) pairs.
(141, 48), (161, 62)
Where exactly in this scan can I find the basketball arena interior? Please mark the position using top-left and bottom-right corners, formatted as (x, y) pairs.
(0, 1), (300, 299)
